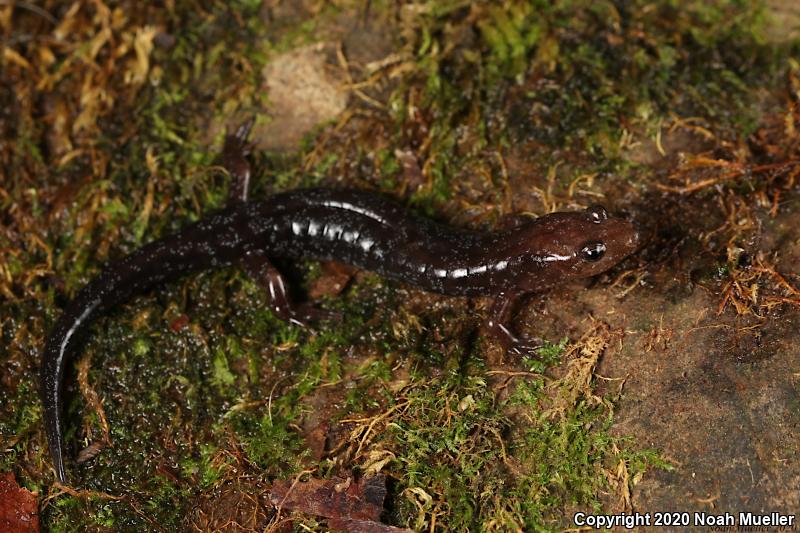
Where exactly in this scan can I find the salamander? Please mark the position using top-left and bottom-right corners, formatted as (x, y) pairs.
(41, 121), (640, 483)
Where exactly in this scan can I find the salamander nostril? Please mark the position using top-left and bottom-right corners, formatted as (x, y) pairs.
(629, 231), (642, 248)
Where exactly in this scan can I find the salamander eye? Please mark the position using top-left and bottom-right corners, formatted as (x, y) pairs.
(586, 205), (608, 223)
(580, 241), (606, 262)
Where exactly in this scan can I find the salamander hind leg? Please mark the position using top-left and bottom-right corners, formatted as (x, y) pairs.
(223, 118), (255, 204)
(241, 249), (332, 328)
(485, 290), (543, 357)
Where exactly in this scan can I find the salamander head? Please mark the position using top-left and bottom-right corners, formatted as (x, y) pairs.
(511, 205), (640, 291)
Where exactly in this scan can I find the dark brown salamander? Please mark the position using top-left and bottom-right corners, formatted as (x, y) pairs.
(41, 121), (640, 483)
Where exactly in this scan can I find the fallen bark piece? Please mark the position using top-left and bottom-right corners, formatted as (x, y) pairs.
(308, 261), (356, 299)
(328, 518), (414, 533)
(269, 473), (411, 532)
(270, 474), (384, 521)
(0, 472), (40, 533)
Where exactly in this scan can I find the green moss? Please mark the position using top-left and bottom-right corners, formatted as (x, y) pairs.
(400, 0), (783, 179)
(1, 0), (793, 529)
(211, 346), (237, 389)
(377, 345), (664, 530)
(180, 443), (227, 489)
(229, 412), (307, 474)
(524, 337), (569, 372)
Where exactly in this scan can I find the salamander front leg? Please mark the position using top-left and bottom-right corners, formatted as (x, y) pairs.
(223, 118), (255, 204)
(242, 249), (331, 327)
(485, 290), (542, 357)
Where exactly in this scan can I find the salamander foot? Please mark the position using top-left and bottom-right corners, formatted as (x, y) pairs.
(223, 118), (256, 203)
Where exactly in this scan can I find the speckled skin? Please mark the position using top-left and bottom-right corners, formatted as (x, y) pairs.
(238, 190), (639, 296)
(41, 126), (640, 484)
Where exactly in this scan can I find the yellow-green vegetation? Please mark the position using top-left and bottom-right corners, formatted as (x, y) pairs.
(0, 0), (795, 530)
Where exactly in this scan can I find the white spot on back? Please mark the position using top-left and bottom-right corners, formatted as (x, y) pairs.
(449, 268), (468, 278)
(542, 253), (573, 262)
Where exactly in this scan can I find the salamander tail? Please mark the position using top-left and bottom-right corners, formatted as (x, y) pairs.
(40, 211), (245, 483)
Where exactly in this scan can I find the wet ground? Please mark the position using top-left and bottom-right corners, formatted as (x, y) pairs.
(1, 0), (799, 531)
